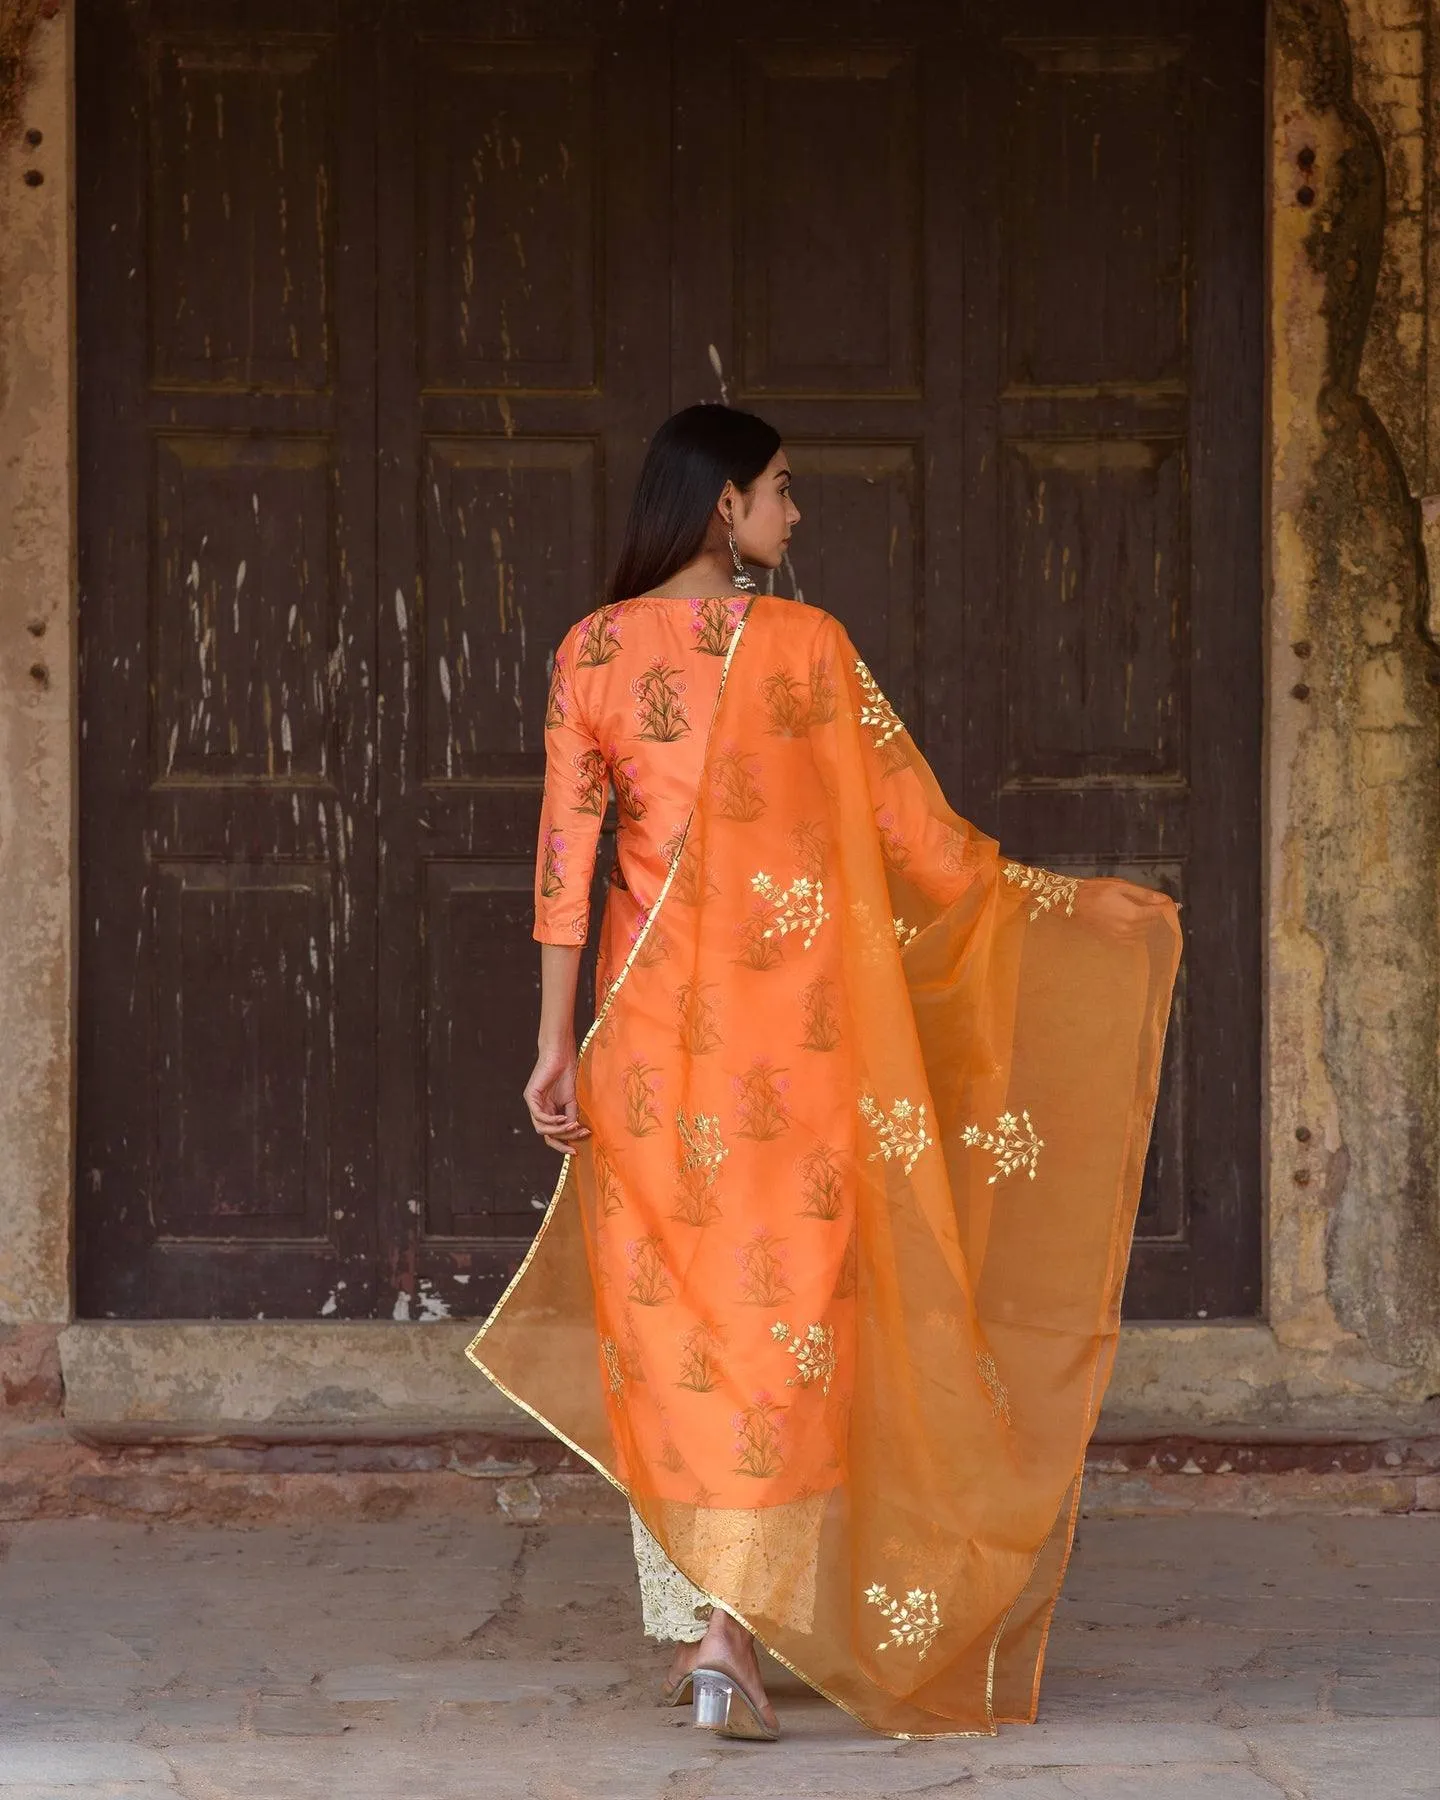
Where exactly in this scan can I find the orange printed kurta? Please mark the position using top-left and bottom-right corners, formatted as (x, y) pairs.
(470, 593), (1182, 1737)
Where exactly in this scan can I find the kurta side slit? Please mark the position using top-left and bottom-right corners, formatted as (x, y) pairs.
(466, 593), (1182, 1738)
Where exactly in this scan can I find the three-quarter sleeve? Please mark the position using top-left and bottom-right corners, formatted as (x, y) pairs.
(830, 619), (985, 910)
(534, 624), (607, 945)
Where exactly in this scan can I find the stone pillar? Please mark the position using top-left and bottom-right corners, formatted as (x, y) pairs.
(0, 0), (73, 1337)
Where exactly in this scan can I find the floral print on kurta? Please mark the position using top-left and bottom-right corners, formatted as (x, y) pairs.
(532, 595), (985, 1516)
(532, 600), (734, 948)
(529, 594), (993, 1519)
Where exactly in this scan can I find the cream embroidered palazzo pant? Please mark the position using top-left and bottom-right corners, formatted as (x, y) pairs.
(628, 1497), (828, 1642)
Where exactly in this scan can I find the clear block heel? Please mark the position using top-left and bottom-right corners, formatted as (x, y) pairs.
(689, 1666), (779, 1741)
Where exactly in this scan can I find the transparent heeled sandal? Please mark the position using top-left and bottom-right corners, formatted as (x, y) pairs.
(690, 1665), (780, 1742)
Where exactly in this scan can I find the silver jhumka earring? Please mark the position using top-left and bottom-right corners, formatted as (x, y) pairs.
(727, 513), (758, 593)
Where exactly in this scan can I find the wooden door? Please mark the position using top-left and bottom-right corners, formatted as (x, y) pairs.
(957, 3), (1263, 1316)
(669, 0), (1262, 1318)
(77, 0), (384, 1317)
(371, 3), (672, 1317)
(78, 0), (1261, 1322)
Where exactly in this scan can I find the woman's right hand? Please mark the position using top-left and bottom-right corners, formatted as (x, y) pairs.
(1073, 876), (1178, 942)
(524, 1041), (592, 1154)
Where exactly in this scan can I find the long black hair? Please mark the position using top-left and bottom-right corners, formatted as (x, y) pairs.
(604, 404), (781, 605)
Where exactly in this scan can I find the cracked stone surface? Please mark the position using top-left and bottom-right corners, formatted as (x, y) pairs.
(0, 1515), (1433, 1798)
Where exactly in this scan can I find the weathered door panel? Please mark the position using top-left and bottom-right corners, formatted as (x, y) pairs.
(372, 3), (671, 1319)
(78, 0), (381, 1317)
(957, 4), (1263, 1315)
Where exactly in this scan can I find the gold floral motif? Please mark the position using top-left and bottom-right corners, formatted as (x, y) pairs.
(854, 658), (905, 746)
(677, 1107), (729, 1176)
(960, 1108), (1043, 1182)
(750, 871), (830, 950)
(864, 1582), (942, 1659)
(858, 1093), (933, 1175)
(977, 1349), (1012, 1424)
(1002, 860), (1079, 920)
(770, 1320), (837, 1395)
(893, 917), (918, 948)
(601, 1335), (624, 1398)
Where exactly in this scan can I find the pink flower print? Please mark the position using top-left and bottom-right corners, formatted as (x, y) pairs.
(690, 595), (747, 656)
(540, 826), (568, 899)
(608, 745), (646, 821)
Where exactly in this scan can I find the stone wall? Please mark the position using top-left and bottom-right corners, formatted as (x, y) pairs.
(0, 0), (71, 1330)
(1263, 0), (1440, 1402)
(0, 2), (1437, 1479)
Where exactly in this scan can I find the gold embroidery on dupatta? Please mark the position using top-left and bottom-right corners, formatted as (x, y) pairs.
(672, 1108), (728, 1227)
(864, 1583), (942, 1659)
(858, 1093), (933, 1174)
(977, 1350), (1013, 1424)
(771, 1320), (837, 1395)
(1002, 860), (1078, 920)
(854, 659), (905, 746)
(893, 916), (919, 947)
(676, 1107), (729, 1174)
(750, 871), (830, 949)
(960, 1108), (1043, 1182)
(601, 1336), (625, 1398)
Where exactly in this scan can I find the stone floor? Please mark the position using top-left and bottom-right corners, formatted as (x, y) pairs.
(0, 1512), (1434, 1799)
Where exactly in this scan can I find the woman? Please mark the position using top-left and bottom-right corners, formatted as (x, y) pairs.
(466, 404), (1181, 1741)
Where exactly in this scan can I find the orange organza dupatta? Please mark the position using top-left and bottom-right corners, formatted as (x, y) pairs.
(467, 598), (1181, 1737)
